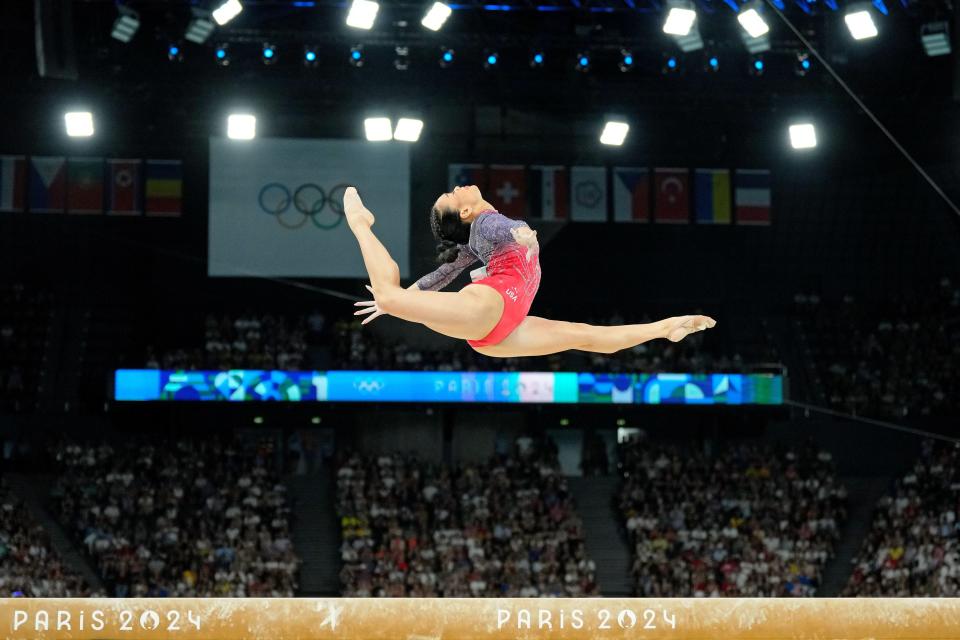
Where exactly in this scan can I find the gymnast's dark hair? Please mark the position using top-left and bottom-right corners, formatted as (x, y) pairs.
(430, 205), (470, 264)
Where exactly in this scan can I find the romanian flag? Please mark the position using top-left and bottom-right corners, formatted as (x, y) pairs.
(145, 159), (182, 217)
(694, 169), (731, 224)
(0, 156), (26, 212)
(67, 157), (104, 214)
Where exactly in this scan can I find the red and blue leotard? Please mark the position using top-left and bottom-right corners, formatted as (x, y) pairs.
(414, 210), (541, 347)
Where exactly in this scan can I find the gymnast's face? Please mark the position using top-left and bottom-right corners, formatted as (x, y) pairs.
(433, 184), (484, 222)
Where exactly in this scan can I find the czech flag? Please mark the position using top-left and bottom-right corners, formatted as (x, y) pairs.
(613, 167), (650, 223)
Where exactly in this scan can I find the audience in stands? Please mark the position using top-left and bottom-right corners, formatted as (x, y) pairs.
(796, 276), (959, 419)
(619, 436), (846, 597)
(51, 437), (299, 597)
(336, 438), (598, 597)
(0, 480), (94, 596)
(844, 439), (960, 596)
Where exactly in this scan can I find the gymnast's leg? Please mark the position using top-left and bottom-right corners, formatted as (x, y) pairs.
(472, 315), (716, 358)
(343, 188), (502, 340)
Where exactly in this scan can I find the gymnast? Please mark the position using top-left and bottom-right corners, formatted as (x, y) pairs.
(344, 185), (715, 358)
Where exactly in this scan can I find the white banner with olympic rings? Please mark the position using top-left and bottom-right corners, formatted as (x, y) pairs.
(208, 137), (410, 277)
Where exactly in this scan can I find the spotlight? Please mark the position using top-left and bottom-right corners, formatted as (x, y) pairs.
(304, 47), (318, 66)
(749, 56), (765, 75)
(844, 4), (878, 40)
(705, 54), (719, 72)
(350, 45), (364, 67)
(421, 2), (452, 31)
(530, 50), (545, 68)
(394, 118), (424, 142)
(64, 111), (94, 138)
(185, 8), (215, 44)
(789, 123), (817, 149)
(738, 0), (771, 53)
(364, 117), (393, 141)
(347, 0), (379, 29)
(484, 50), (498, 69)
(576, 52), (590, 72)
(212, 0), (243, 25)
(618, 49), (634, 72)
(262, 43), (277, 64)
(664, 0), (703, 51)
(215, 44), (230, 66)
(662, 54), (680, 74)
(439, 47), (455, 67)
(111, 6), (140, 43)
(794, 52), (811, 75)
(600, 120), (629, 146)
(394, 46), (410, 70)
(921, 21), (951, 56)
(167, 43), (183, 62)
(227, 114), (256, 140)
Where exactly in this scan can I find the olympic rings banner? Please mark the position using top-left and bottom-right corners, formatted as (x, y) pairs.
(113, 369), (784, 404)
(208, 137), (410, 277)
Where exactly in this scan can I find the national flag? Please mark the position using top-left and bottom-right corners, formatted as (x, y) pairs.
(145, 159), (183, 217)
(447, 163), (487, 191)
(613, 167), (650, 222)
(67, 157), (104, 214)
(0, 156), (26, 212)
(28, 156), (66, 213)
(653, 167), (690, 224)
(107, 159), (142, 216)
(487, 164), (527, 219)
(570, 166), (607, 222)
(735, 169), (772, 225)
(528, 165), (568, 220)
(694, 168), (732, 224)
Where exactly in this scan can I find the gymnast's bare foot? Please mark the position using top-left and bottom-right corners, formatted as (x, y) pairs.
(664, 315), (717, 342)
(344, 187), (375, 230)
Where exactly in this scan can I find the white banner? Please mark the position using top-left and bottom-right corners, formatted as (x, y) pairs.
(570, 166), (607, 222)
(209, 137), (410, 277)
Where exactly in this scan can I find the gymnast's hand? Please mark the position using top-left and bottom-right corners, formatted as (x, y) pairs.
(511, 226), (539, 262)
(353, 285), (386, 325)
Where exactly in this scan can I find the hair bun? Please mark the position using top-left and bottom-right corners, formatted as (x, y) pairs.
(435, 240), (460, 264)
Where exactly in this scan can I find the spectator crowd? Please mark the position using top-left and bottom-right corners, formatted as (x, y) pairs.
(336, 440), (598, 597)
(844, 439), (960, 596)
(619, 437), (847, 597)
(51, 437), (299, 597)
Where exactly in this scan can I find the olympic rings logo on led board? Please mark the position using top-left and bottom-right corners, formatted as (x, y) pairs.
(257, 183), (349, 230)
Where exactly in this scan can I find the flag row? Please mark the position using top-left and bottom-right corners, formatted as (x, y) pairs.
(449, 164), (772, 225)
(0, 156), (183, 216)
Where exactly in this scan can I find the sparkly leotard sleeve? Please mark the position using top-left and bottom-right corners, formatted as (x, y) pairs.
(413, 247), (479, 291)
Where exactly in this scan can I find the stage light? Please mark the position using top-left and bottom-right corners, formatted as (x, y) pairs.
(789, 123), (817, 149)
(311, 416), (322, 424)
(484, 50), (498, 69)
(749, 56), (765, 75)
(845, 4), (878, 40)
(215, 44), (230, 65)
(662, 54), (680, 73)
(347, 0), (379, 29)
(530, 51), (545, 68)
(64, 111), (94, 137)
(304, 47), (318, 66)
(600, 120), (629, 146)
(167, 44), (183, 61)
(705, 54), (719, 71)
(227, 114), (256, 140)
(421, 2), (452, 31)
(185, 9), (215, 44)
(794, 52), (811, 75)
(440, 47), (455, 67)
(262, 43), (277, 64)
(350, 45), (364, 67)
(921, 21), (950, 56)
(737, 5), (769, 38)
(111, 6), (140, 43)
(618, 49), (634, 72)
(663, 4), (696, 35)
(394, 118), (424, 142)
(394, 46), (410, 70)
(364, 117), (393, 141)
(253, 416), (264, 424)
(576, 52), (590, 72)
(212, 0), (243, 25)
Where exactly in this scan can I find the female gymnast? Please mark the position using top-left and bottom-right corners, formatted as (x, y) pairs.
(344, 185), (715, 358)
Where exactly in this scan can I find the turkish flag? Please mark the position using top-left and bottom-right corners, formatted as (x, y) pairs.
(487, 164), (527, 219)
(654, 167), (690, 224)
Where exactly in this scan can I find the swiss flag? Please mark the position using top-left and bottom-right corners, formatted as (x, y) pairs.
(487, 164), (527, 219)
(654, 167), (690, 224)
